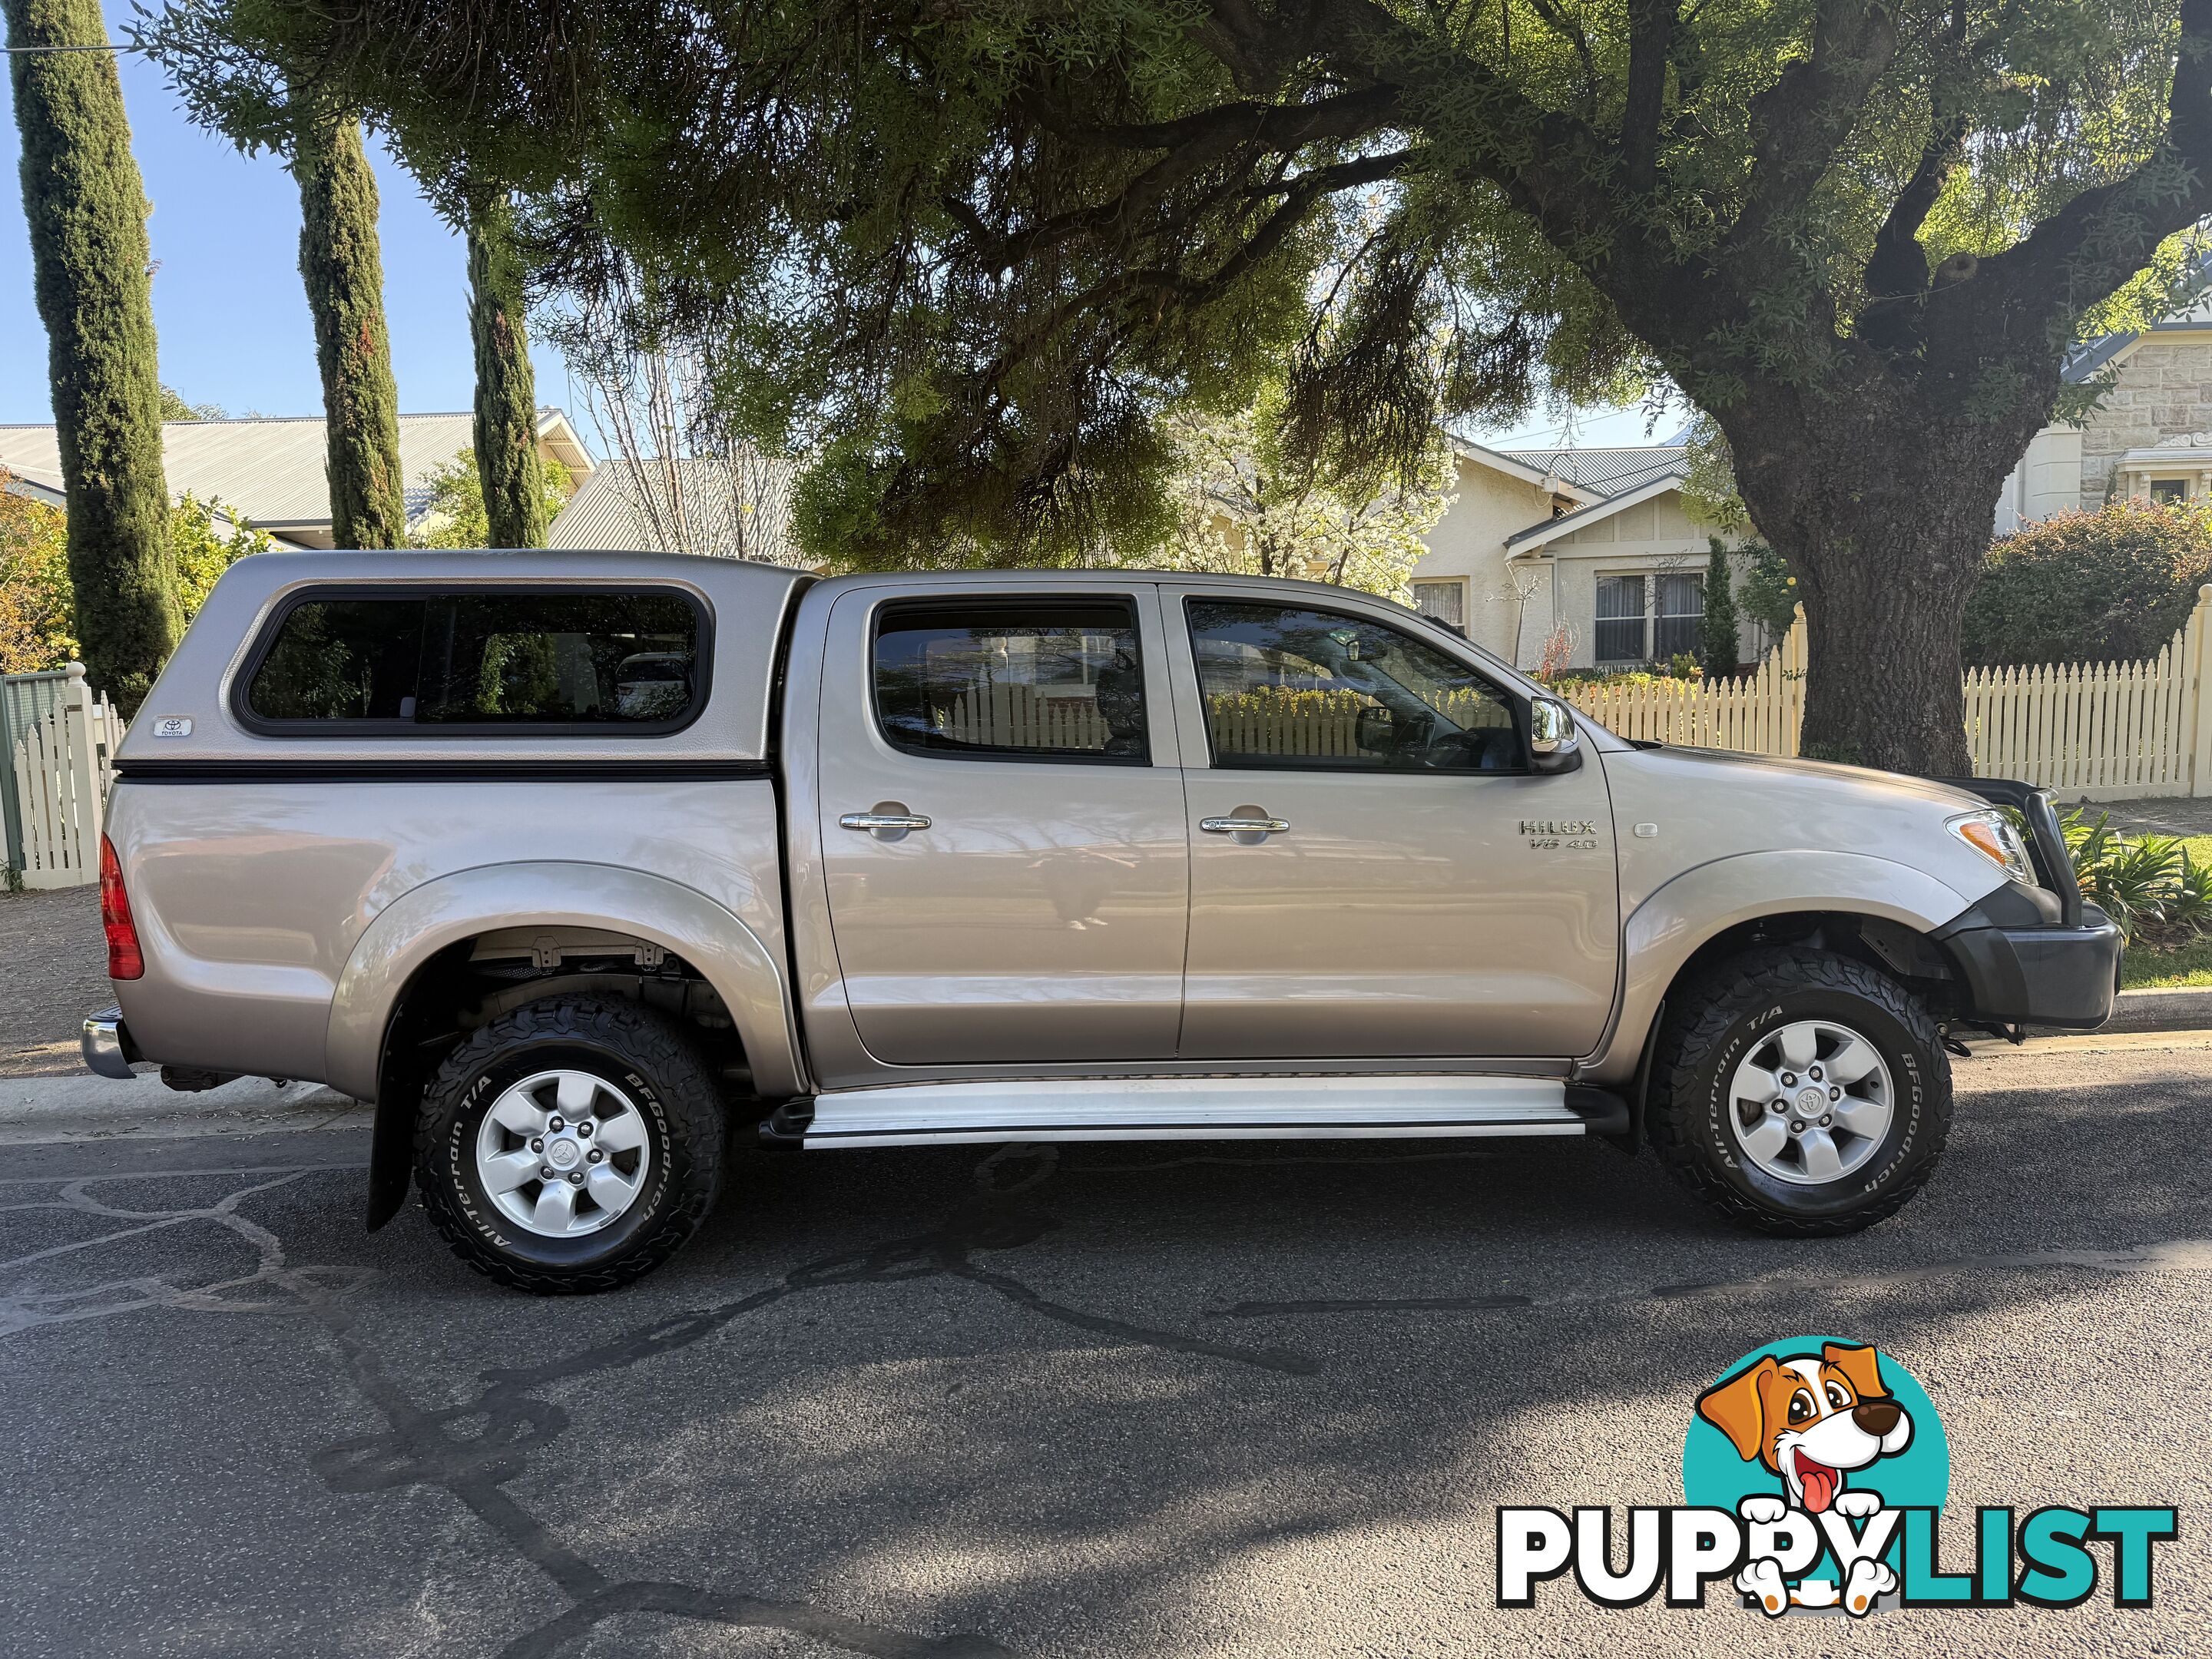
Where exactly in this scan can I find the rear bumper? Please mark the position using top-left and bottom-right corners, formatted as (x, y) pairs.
(1934, 903), (2123, 1030)
(81, 1007), (141, 1078)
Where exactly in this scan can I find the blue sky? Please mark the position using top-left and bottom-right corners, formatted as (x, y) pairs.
(2, 8), (1665, 452)
(1, 6), (573, 429)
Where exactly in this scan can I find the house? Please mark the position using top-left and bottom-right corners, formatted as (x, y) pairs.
(546, 453), (800, 563)
(1404, 438), (1747, 671)
(0, 409), (595, 548)
(1997, 293), (2212, 532)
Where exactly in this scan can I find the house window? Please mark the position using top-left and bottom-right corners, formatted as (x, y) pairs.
(2151, 478), (2190, 505)
(1594, 575), (1647, 663)
(1409, 579), (1465, 628)
(1654, 572), (1704, 660)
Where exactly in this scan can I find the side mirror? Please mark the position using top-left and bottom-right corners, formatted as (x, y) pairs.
(1527, 696), (1582, 773)
(1354, 704), (1398, 755)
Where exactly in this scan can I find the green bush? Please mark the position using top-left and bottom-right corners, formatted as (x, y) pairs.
(1737, 540), (1800, 639)
(2061, 810), (2212, 946)
(1965, 502), (2212, 667)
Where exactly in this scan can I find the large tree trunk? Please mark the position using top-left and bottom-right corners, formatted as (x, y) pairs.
(295, 115), (409, 550)
(1725, 395), (2040, 777)
(466, 196), (548, 548)
(6, 0), (180, 714)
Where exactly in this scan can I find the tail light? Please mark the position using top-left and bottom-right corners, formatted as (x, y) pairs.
(99, 836), (144, 980)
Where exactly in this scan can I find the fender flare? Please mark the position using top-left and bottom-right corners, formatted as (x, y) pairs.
(1585, 849), (1981, 1085)
(333, 862), (804, 1231)
(328, 859), (805, 1103)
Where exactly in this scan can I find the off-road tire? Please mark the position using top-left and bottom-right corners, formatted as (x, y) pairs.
(1646, 947), (1951, 1237)
(414, 994), (724, 1293)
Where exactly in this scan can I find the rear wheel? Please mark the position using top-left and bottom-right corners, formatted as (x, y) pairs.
(414, 994), (725, 1293)
(1647, 948), (1951, 1236)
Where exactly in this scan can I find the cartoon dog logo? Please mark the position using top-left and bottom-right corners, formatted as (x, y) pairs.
(1697, 1341), (1915, 1616)
(1697, 1339), (1913, 1515)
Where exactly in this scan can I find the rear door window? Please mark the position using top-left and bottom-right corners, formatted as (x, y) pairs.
(245, 590), (704, 729)
(872, 600), (1149, 763)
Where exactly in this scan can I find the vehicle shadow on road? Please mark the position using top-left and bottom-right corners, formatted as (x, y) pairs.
(3, 1058), (2205, 1656)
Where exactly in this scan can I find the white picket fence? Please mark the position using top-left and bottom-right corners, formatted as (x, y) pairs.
(1561, 585), (2212, 800)
(8, 664), (124, 889)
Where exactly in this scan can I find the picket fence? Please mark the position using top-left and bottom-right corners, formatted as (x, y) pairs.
(5, 664), (124, 889)
(1559, 584), (2212, 800)
(933, 586), (2212, 800)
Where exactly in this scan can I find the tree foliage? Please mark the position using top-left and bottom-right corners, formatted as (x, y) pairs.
(1700, 536), (1740, 672)
(1965, 501), (2212, 666)
(0, 473), (75, 673)
(138, 0), (2212, 766)
(293, 113), (409, 548)
(8, 0), (181, 713)
(1156, 382), (1451, 593)
(2, 470), (270, 671)
(413, 448), (571, 549)
(467, 195), (549, 548)
(158, 384), (227, 420)
(1737, 540), (1801, 641)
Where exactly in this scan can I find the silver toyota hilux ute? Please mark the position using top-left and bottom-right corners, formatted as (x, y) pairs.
(82, 550), (2121, 1293)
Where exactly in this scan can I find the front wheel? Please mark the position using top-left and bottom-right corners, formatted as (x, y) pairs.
(1647, 948), (1952, 1236)
(414, 995), (726, 1293)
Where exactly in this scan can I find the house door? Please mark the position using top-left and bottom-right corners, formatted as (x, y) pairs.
(815, 585), (1190, 1065)
(1164, 588), (1620, 1059)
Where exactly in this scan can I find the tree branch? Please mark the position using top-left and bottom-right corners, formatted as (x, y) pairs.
(1727, 0), (1902, 250)
(1621, 0), (1680, 192)
(1860, 109), (1969, 304)
(1966, 0), (2212, 340)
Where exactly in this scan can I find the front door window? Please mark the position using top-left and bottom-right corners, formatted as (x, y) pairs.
(1187, 600), (1523, 773)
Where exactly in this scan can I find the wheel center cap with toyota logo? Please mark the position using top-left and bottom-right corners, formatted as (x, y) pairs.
(547, 1140), (581, 1170)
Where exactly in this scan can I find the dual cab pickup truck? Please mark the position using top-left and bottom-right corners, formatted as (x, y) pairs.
(84, 551), (2119, 1293)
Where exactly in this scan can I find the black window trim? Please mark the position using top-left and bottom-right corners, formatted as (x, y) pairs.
(1181, 595), (1532, 777)
(231, 581), (716, 739)
(868, 593), (1154, 767)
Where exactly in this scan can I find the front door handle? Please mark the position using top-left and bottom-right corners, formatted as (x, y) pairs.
(1200, 809), (1290, 846)
(839, 804), (932, 841)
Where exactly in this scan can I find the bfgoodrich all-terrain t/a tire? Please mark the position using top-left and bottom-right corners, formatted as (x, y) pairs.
(415, 995), (725, 1293)
(1646, 948), (1952, 1237)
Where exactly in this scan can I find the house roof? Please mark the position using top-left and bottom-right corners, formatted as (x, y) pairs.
(0, 409), (594, 545)
(1447, 436), (1600, 503)
(1503, 466), (1689, 549)
(545, 454), (804, 564)
(1498, 443), (1687, 497)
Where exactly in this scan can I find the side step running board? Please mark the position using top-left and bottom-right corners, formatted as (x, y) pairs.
(762, 1075), (1627, 1149)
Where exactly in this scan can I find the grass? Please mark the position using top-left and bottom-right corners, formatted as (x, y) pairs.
(2115, 831), (2212, 989)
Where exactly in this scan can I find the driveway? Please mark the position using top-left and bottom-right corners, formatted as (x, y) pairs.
(2, 1035), (2206, 1657)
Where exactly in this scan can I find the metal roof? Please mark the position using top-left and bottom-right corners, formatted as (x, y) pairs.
(546, 455), (805, 564)
(0, 410), (593, 542)
(1498, 444), (1687, 498)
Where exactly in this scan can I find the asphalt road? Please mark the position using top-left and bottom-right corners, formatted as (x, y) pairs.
(2, 1039), (2207, 1657)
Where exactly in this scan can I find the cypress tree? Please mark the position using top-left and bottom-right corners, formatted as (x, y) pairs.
(1700, 536), (1742, 676)
(466, 195), (547, 548)
(6, 0), (180, 712)
(294, 114), (407, 548)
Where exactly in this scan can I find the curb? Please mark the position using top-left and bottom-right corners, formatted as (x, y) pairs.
(0, 1071), (369, 1145)
(2099, 985), (2212, 1034)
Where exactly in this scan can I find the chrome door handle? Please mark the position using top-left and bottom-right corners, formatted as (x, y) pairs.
(1200, 816), (1290, 835)
(839, 811), (932, 832)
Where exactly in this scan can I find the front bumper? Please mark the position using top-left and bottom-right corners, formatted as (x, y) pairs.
(1929, 777), (2120, 1030)
(81, 1006), (141, 1078)
(1935, 902), (2123, 1028)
